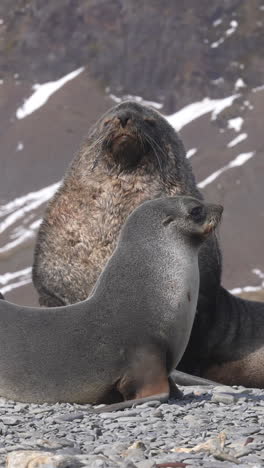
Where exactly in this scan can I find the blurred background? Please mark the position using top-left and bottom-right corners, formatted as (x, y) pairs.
(0, 0), (263, 306)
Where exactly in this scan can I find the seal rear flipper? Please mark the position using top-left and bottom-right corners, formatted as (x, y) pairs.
(92, 374), (182, 414)
(0, 292), (5, 300)
(116, 348), (170, 400)
(170, 369), (220, 386)
(92, 392), (169, 413)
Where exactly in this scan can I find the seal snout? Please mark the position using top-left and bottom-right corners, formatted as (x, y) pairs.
(117, 110), (131, 128)
(202, 204), (223, 234)
(103, 110), (147, 169)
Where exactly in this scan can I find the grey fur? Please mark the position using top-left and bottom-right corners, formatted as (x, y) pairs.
(0, 196), (222, 404)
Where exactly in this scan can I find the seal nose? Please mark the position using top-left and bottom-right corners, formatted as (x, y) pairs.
(118, 112), (130, 128)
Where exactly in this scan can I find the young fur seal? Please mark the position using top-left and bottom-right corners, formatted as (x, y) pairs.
(0, 197), (222, 404)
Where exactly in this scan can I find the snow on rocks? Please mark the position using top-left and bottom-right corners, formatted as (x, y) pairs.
(167, 95), (239, 131)
(227, 133), (248, 148)
(16, 67), (85, 119)
(198, 152), (255, 189)
(1, 385), (264, 467)
(227, 117), (244, 132)
(109, 93), (163, 110)
(186, 148), (197, 159)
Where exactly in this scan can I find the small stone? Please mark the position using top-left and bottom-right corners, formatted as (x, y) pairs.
(99, 410), (139, 419)
(137, 400), (161, 408)
(137, 461), (156, 468)
(36, 438), (64, 449)
(6, 450), (81, 468)
(211, 392), (238, 404)
(56, 412), (84, 422)
(0, 417), (20, 425)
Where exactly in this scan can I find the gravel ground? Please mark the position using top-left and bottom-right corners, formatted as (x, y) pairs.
(1, 385), (264, 467)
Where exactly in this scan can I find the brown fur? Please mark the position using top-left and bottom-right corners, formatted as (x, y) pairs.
(205, 348), (264, 388)
(33, 101), (216, 307)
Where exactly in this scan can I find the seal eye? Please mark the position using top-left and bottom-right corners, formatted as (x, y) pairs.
(163, 215), (174, 226)
(189, 205), (205, 222)
(144, 118), (156, 127)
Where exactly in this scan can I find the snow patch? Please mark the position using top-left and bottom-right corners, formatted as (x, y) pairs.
(16, 142), (24, 151)
(109, 93), (163, 110)
(226, 20), (238, 36)
(0, 267), (32, 295)
(227, 133), (247, 148)
(186, 148), (197, 159)
(0, 182), (60, 234)
(0, 219), (42, 254)
(230, 285), (263, 295)
(230, 268), (264, 295)
(166, 94), (239, 131)
(235, 78), (246, 90)
(198, 152), (255, 189)
(253, 84), (264, 93)
(228, 117), (244, 132)
(211, 77), (224, 86)
(16, 67), (85, 119)
(211, 37), (225, 48)
(211, 20), (238, 48)
(213, 18), (222, 27)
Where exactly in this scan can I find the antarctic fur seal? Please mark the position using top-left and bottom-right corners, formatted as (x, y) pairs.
(32, 100), (264, 388)
(32, 101), (221, 312)
(0, 196), (222, 404)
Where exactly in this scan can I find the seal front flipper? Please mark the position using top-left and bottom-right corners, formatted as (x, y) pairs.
(92, 378), (182, 414)
(117, 348), (170, 401)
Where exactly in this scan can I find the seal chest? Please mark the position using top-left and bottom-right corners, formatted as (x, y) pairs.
(0, 196), (222, 404)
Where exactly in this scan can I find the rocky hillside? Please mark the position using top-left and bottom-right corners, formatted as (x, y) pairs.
(0, 0), (263, 305)
(1, 0), (264, 111)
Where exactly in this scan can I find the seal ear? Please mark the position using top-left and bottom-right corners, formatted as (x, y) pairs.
(162, 215), (175, 226)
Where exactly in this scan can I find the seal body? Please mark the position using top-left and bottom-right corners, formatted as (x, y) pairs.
(0, 197), (222, 403)
(32, 101), (221, 312)
(201, 287), (264, 388)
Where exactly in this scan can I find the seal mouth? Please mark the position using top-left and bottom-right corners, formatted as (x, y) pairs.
(109, 132), (147, 169)
(202, 220), (218, 235)
(202, 205), (223, 235)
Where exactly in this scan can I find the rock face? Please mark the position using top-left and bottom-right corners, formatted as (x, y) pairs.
(0, 0), (264, 110)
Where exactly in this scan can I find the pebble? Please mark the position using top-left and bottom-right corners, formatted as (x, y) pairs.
(0, 386), (263, 467)
(211, 392), (238, 404)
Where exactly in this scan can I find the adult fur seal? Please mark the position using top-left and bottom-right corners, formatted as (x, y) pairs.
(32, 101), (264, 388)
(33, 101), (221, 311)
(0, 197), (222, 404)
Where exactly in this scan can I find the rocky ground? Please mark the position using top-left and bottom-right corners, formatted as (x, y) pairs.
(1, 385), (264, 467)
